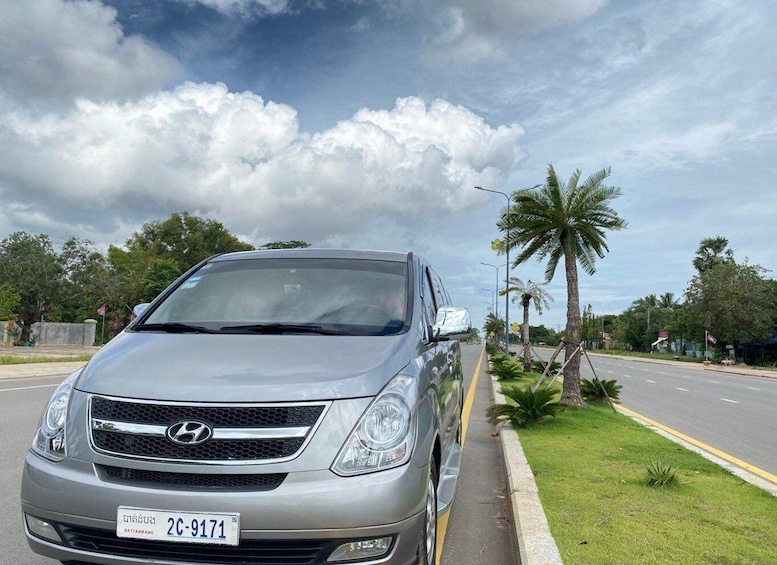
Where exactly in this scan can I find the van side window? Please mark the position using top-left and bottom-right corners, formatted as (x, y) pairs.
(429, 269), (449, 307)
(422, 269), (438, 329)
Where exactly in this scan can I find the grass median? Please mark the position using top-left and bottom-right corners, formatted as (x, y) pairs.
(495, 375), (777, 564)
(0, 354), (93, 364)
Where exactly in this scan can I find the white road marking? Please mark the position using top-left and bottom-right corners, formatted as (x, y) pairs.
(709, 380), (720, 384)
(0, 384), (58, 392)
(720, 398), (740, 404)
(746, 387), (760, 391)
(676, 387), (690, 392)
(623, 374), (632, 378)
(646, 379), (656, 384)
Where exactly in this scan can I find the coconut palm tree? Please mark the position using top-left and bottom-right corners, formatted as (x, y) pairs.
(658, 292), (679, 310)
(498, 164), (627, 406)
(634, 294), (659, 329)
(501, 277), (553, 372)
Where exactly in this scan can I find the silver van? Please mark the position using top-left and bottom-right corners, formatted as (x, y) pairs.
(21, 249), (471, 565)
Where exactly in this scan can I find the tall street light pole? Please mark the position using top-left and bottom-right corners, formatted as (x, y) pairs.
(480, 265), (504, 318)
(476, 186), (512, 355)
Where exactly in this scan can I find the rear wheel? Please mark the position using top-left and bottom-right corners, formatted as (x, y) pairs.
(416, 458), (438, 565)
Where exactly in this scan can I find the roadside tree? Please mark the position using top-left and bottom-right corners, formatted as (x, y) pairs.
(0, 232), (62, 343)
(126, 212), (254, 272)
(483, 313), (505, 350)
(499, 165), (626, 406)
(261, 241), (311, 249)
(684, 260), (776, 351)
(693, 236), (734, 273)
(501, 277), (553, 372)
(58, 237), (116, 324)
(0, 283), (20, 319)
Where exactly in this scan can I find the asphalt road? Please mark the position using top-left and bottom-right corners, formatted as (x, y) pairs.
(2, 347), (519, 565)
(1, 373), (69, 565)
(542, 348), (777, 480)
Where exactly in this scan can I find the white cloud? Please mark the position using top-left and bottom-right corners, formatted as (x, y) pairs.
(176, 0), (292, 16)
(425, 0), (609, 61)
(0, 83), (525, 245)
(0, 0), (180, 104)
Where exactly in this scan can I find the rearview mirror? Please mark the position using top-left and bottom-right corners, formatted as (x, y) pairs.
(131, 303), (151, 321)
(433, 306), (471, 341)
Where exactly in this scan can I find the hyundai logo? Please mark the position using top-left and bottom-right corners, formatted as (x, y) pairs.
(166, 421), (213, 445)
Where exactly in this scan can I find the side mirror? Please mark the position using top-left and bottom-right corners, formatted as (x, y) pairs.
(131, 303), (151, 321)
(432, 306), (471, 341)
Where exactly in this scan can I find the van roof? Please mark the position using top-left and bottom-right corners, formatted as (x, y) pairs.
(209, 248), (413, 263)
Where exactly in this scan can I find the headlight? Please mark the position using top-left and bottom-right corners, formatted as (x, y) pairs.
(32, 370), (80, 462)
(332, 374), (417, 476)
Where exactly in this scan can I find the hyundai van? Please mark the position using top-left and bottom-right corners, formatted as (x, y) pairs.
(22, 249), (471, 565)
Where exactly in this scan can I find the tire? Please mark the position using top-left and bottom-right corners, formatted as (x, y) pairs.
(416, 458), (438, 565)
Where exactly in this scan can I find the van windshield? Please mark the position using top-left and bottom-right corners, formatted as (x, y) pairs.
(137, 258), (409, 337)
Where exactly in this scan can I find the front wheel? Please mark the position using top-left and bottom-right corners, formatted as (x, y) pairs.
(416, 458), (438, 565)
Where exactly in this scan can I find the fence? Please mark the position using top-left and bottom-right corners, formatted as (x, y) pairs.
(1, 320), (97, 347)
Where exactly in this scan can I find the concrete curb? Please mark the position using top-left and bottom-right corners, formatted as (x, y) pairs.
(617, 408), (777, 497)
(0, 362), (86, 380)
(489, 374), (563, 565)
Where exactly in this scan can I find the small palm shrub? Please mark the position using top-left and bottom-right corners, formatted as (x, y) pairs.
(581, 378), (622, 402)
(645, 460), (680, 488)
(488, 356), (523, 380)
(487, 386), (562, 427)
(531, 359), (561, 373)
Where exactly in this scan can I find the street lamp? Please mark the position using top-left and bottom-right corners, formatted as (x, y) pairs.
(477, 186), (513, 354)
(481, 288), (498, 317)
(480, 265), (504, 320)
(477, 184), (542, 354)
(481, 288), (497, 314)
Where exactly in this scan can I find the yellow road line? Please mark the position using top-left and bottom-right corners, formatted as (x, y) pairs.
(461, 346), (484, 446)
(618, 404), (777, 484)
(437, 346), (485, 558)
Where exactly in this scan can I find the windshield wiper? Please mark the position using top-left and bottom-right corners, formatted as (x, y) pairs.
(134, 322), (218, 334)
(219, 323), (349, 336)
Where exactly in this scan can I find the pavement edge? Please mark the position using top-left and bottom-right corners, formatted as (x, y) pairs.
(489, 373), (564, 565)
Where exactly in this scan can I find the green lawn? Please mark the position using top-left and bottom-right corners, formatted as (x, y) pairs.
(0, 354), (93, 365)
(511, 401), (777, 564)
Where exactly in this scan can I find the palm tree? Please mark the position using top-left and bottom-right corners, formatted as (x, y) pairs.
(498, 164), (627, 406)
(634, 294), (659, 329)
(658, 292), (678, 310)
(693, 236), (733, 273)
(483, 313), (505, 350)
(501, 277), (553, 372)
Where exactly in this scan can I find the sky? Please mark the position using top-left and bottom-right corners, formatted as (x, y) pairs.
(1, 0), (775, 333)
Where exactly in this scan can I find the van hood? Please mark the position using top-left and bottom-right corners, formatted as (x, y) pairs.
(75, 330), (417, 402)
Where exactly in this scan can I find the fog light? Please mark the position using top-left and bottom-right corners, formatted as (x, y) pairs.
(25, 514), (62, 544)
(327, 536), (392, 562)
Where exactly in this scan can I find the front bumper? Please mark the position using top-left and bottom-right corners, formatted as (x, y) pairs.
(22, 451), (427, 565)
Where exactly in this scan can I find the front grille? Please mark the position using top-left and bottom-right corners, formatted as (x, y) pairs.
(93, 430), (303, 461)
(99, 465), (287, 490)
(56, 523), (335, 564)
(89, 396), (326, 463)
(91, 396), (324, 427)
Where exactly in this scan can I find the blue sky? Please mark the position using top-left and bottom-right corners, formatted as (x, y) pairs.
(1, 0), (775, 332)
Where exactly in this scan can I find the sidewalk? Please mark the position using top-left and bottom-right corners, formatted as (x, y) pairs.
(0, 345), (97, 380)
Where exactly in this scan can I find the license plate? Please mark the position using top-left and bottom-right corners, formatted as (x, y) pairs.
(117, 507), (240, 546)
